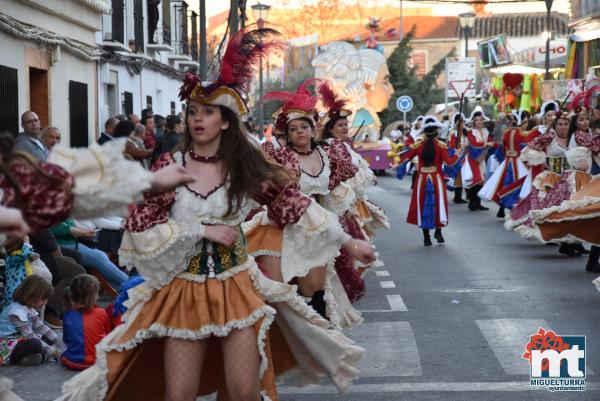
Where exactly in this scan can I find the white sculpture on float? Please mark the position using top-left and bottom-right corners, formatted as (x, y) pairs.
(312, 41), (394, 143)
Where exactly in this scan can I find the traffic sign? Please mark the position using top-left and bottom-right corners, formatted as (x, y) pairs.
(396, 95), (413, 112)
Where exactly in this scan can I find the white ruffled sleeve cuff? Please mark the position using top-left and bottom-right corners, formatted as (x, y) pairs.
(323, 182), (356, 216)
(280, 202), (350, 283)
(119, 220), (204, 286)
(519, 147), (546, 166)
(48, 139), (154, 219)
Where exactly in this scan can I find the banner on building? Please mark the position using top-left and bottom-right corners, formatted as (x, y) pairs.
(282, 34), (319, 86)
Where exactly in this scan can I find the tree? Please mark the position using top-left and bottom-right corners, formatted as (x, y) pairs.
(379, 26), (455, 128)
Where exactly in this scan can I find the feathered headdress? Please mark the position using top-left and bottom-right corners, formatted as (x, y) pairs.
(318, 82), (352, 127)
(178, 27), (283, 116)
(264, 78), (319, 132)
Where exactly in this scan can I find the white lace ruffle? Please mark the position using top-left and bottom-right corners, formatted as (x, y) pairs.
(281, 202), (350, 283)
(48, 139), (154, 219)
(118, 220), (204, 287)
(520, 147), (546, 166)
(364, 200), (390, 231)
(323, 181), (356, 216)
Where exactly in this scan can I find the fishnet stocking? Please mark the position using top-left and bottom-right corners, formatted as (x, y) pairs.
(221, 327), (261, 401)
(164, 338), (207, 401)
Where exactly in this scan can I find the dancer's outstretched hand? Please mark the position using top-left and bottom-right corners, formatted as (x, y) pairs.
(203, 224), (238, 247)
(0, 206), (29, 239)
(151, 164), (196, 192)
(343, 239), (376, 265)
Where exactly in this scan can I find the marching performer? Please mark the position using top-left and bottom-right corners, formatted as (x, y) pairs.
(568, 107), (600, 175)
(461, 108), (495, 211)
(58, 28), (368, 401)
(506, 110), (571, 232)
(478, 109), (538, 218)
(396, 116), (461, 246)
(446, 112), (468, 204)
(258, 80), (371, 307)
(318, 82), (390, 243)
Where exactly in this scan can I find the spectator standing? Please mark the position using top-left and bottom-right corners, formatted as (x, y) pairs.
(61, 274), (111, 370)
(40, 127), (61, 151)
(141, 109), (156, 150)
(153, 115), (183, 160)
(127, 113), (141, 127)
(98, 117), (119, 145)
(15, 111), (46, 161)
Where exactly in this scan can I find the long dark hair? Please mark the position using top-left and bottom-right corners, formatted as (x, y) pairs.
(567, 112), (589, 146)
(422, 126), (438, 167)
(321, 116), (344, 140)
(180, 105), (292, 216)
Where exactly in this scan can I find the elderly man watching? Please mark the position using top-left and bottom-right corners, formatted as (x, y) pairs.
(98, 117), (119, 144)
(41, 127), (61, 151)
(15, 111), (47, 161)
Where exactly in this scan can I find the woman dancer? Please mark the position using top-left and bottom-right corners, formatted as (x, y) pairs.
(318, 83), (389, 246)
(58, 29), (371, 401)
(461, 109), (495, 211)
(506, 110), (571, 232)
(396, 116), (461, 246)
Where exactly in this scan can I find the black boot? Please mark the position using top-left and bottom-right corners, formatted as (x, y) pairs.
(496, 206), (505, 218)
(586, 246), (600, 273)
(467, 188), (478, 211)
(423, 229), (432, 246)
(573, 243), (590, 255)
(434, 228), (445, 244)
(307, 290), (327, 319)
(559, 243), (580, 257)
(453, 187), (467, 204)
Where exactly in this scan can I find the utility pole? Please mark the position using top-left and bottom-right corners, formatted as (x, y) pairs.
(199, 0), (207, 80)
(230, 0), (239, 36)
(544, 0), (554, 80)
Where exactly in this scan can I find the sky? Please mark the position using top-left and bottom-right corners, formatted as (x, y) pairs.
(187, 0), (570, 19)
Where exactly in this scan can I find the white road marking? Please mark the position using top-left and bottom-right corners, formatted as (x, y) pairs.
(387, 294), (408, 311)
(379, 280), (396, 289)
(375, 270), (390, 277)
(345, 322), (421, 377)
(476, 319), (549, 375)
(444, 288), (518, 293)
(277, 381), (600, 394)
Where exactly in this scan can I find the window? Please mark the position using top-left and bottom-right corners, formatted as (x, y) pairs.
(0, 65), (18, 136)
(111, 0), (125, 43)
(170, 101), (176, 115)
(146, 95), (153, 110)
(68, 81), (89, 147)
(133, 0), (144, 52)
(122, 91), (133, 116)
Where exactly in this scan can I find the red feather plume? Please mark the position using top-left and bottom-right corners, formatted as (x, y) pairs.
(319, 82), (346, 114)
(213, 27), (284, 96)
(178, 72), (200, 101)
(568, 91), (587, 111)
(584, 86), (600, 109)
(264, 78), (319, 113)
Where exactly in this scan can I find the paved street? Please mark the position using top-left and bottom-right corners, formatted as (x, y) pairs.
(4, 174), (600, 401)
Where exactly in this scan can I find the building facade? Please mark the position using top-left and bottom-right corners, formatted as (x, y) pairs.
(0, 0), (199, 147)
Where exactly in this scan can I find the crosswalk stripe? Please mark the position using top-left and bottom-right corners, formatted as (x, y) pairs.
(387, 294), (408, 311)
(375, 270), (390, 277)
(476, 318), (549, 376)
(379, 280), (396, 289)
(345, 322), (421, 377)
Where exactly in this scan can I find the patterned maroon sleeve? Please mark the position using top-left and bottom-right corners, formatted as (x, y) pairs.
(2, 161), (74, 233)
(528, 131), (554, 151)
(325, 141), (358, 190)
(125, 153), (177, 233)
(253, 180), (311, 228)
(574, 131), (600, 153)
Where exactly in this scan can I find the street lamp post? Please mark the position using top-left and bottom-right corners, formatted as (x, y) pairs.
(458, 12), (476, 58)
(544, 0), (554, 80)
(251, 2), (271, 138)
